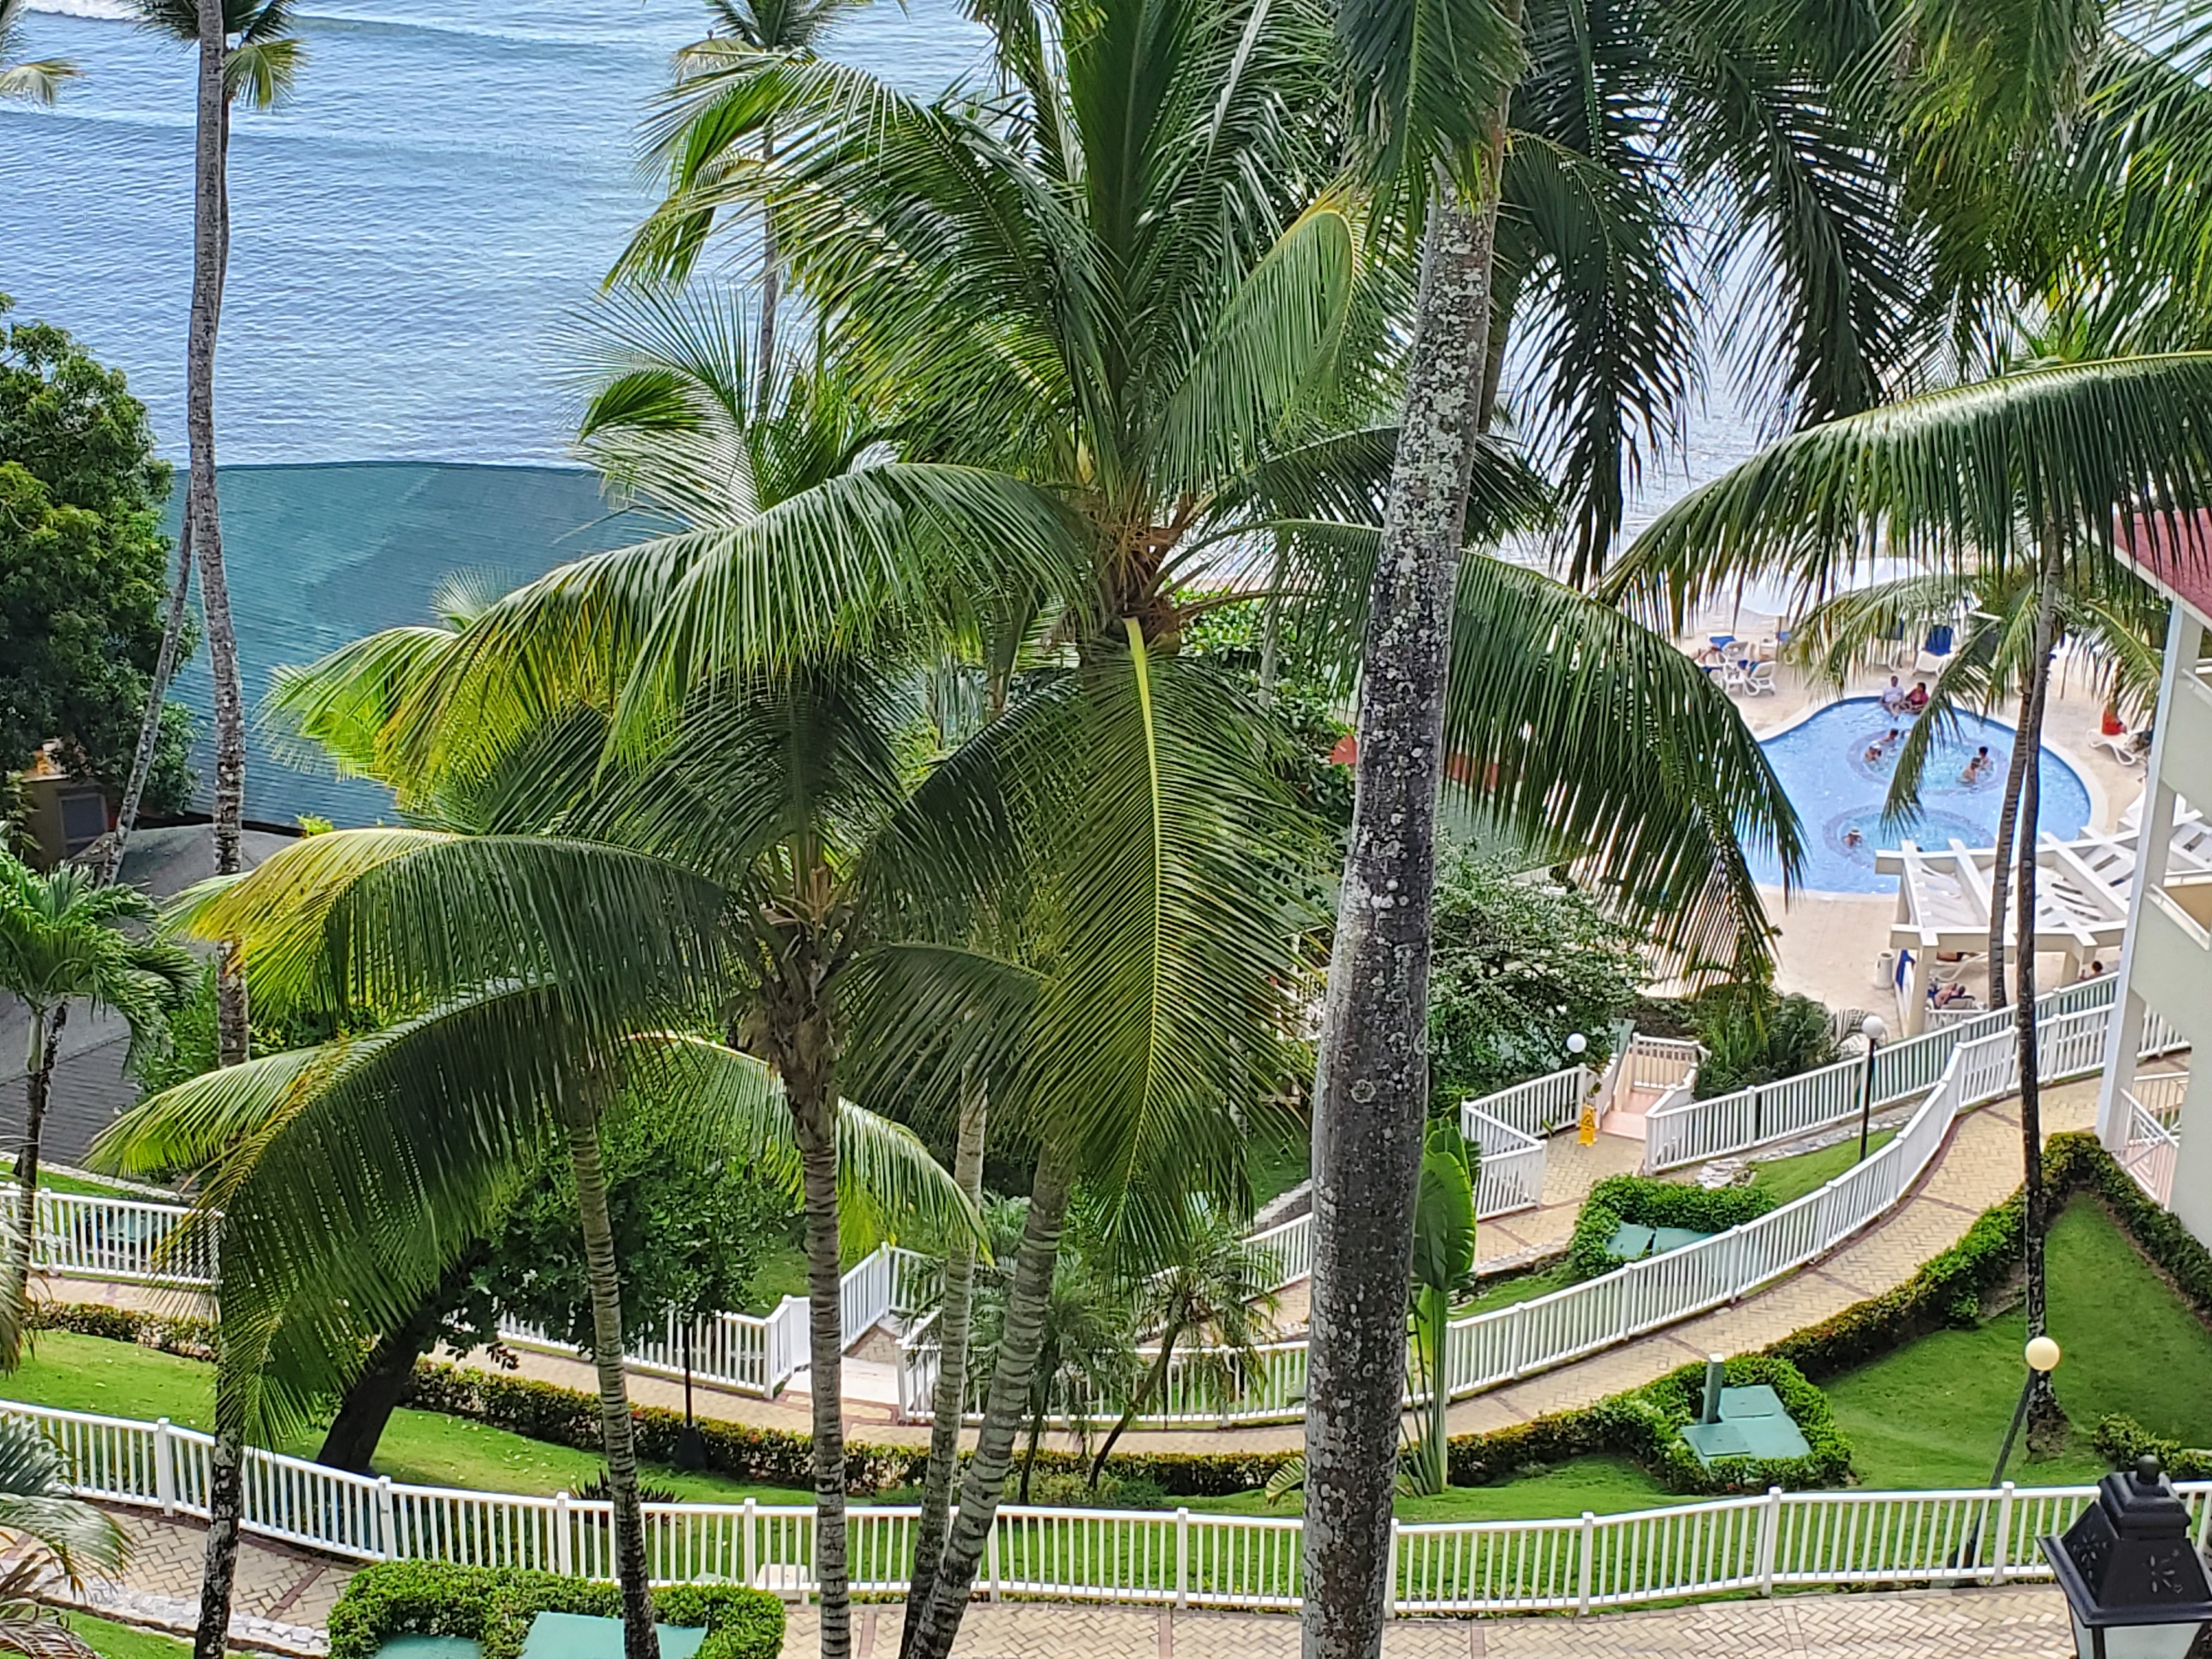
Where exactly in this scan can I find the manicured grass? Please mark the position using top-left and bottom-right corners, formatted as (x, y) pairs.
(1747, 1129), (1895, 1207)
(65, 1613), (189, 1659)
(1190, 1453), (1694, 1523)
(0, 1160), (150, 1199)
(1825, 1196), (2212, 1489)
(1455, 1261), (1575, 1316)
(0, 1331), (811, 1506)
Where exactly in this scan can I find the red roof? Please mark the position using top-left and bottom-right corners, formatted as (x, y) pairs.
(2118, 511), (2212, 626)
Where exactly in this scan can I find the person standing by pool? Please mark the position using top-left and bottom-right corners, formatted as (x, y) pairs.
(1961, 745), (1994, 785)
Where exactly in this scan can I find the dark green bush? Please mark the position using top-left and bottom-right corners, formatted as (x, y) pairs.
(31, 1301), (217, 1361)
(328, 1562), (782, 1659)
(2090, 1415), (2212, 1482)
(1444, 1355), (1847, 1494)
(1690, 984), (1844, 1099)
(1565, 1176), (1779, 1280)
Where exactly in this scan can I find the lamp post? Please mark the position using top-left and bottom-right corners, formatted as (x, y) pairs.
(1953, 1336), (2065, 1571)
(1858, 1015), (1888, 1163)
(1568, 1032), (1594, 1144)
(2041, 1455), (2212, 1659)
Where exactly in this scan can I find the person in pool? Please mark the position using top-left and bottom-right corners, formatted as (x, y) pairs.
(1863, 727), (1901, 763)
(1905, 681), (1929, 713)
(1842, 825), (1865, 849)
(1961, 745), (1993, 784)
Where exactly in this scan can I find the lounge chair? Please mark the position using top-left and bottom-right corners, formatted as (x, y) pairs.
(2094, 730), (2146, 767)
(1739, 659), (1777, 696)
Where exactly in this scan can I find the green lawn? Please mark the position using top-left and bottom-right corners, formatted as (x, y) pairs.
(1747, 1129), (1895, 1207)
(1191, 1452), (1695, 1523)
(1455, 1261), (1576, 1316)
(1, 1331), (812, 1506)
(66, 1613), (189, 1659)
(1825, 1196), (2212, 1489)
(1249, 1120), (1311, 1209)
(0, 1160), (151, 1199)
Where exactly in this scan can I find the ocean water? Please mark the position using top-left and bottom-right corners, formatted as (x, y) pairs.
(1752, 697), (2094, 894)
(1, 0), (994, 464)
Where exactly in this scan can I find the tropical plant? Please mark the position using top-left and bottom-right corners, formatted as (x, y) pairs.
(1687, 981), (1844, 1099)
(1402, 1121), (1475, 1497)
(0, 1414), (128, 1659)
(1612, 349), (2212, 1460)
(133, 0), (307, 1087)
(619, 12), (1803, 1650)
(1786, 557), (2168, 1003)
(0, 853), (191, 1341)
(0, 0), (75, 103)
(1084, 1199), (1282, 1485)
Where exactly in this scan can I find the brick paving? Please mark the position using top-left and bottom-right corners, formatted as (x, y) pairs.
(788, 1585), (2074, 1656)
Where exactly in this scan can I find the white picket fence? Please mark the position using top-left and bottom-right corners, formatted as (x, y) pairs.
(1641, 974), (2151, 1175)
(12, 1396), (2208, 1614)
(497, 1245), (936, 1400)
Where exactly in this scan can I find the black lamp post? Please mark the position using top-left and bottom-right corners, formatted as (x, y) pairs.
(2041, 1455), (2212, 1659)
(1858, 1015), (1887, 1163)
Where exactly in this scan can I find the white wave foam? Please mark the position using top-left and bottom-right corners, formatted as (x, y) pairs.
(22, 0), (140, 19)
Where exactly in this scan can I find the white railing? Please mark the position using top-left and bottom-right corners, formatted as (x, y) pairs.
(1465, 1065), (1590, 1141)
(1461, 1105), (1544, 1220)
(14, 1397), (2211, 1615)
(18, 1187), (216, 1286)
(496, 1243), (931, 1401)
(1247, 1214), (1313, 1292)
(1643, 977), (2144, 1176)
(2132, 1071), (2191, 1126)
(2120, 1093), (2182, 1208)
(1627, 1035), (1701, 1094)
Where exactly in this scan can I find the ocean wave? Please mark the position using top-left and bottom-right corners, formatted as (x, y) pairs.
(22, 0), (139, 19)
(23, 0), (681, 47)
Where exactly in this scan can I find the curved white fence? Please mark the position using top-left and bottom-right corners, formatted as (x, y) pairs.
(11, 1397), (2209, 1615)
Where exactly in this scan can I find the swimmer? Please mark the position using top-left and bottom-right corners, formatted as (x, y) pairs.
(1864, 741), (1884, 763)
(1842, 826), (1865, 849)
(1961, 744), (1993, 785)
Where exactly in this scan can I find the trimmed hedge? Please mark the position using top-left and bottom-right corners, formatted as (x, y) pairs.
(1566, 1176), (1779, 1280)
(1444, 1354), (1847, 1495)
(2091, 1415), (2212, 1482)
(30, 1301), (217, 1362)
(328, 1562), (782, 1659)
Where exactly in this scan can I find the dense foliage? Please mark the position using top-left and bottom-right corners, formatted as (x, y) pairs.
(1425, 849), (1647, 1107)
(0, 302), (193, 811)
(1566, 1175), (1780, 1280)
(1689, 983), (1847, 1099)
(328, 1563), (783, 1659)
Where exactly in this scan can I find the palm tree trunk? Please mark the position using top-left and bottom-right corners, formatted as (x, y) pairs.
(1984, 543), (2053, 1012)
(103, 520), (193, 883)
(755, 124), (778, 409)
(902, 1146), (1077, 1659)
(1305, 172), (1510, 1659)
(788, 1059), (850, 1659)
(901, 1086), (986, 1657)
(2011, 543), (2065, 1442)
(9, 1003), (63, 1337)
(316, 1252), (477, 1472)
(1086, 1319), (1181, 1486)
(190, 1402), (247, 1659)
(558, 1107), (661, 1659)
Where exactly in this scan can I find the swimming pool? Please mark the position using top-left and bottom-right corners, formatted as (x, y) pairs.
(1751, 697), (2094, 894)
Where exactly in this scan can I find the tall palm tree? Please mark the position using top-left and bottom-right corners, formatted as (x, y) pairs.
(0, 0), (77, 103)
(0, 853), (192, 1342)
(1084, 1199), (1280, 1485)
(1786, 559), (2168, 1001)
(591, 8), (1802, 1650)
(134, 0), (304, 1065)
(680, 0), (878, 391)
(1613, 352), (2212, 1459)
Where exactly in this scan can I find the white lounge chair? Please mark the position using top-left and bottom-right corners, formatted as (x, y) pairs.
(1736, 659), (1777, 696)
(2094, 730), (2146, 767)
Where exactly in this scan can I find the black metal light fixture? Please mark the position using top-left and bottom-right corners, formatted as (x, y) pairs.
(2040, 1455), (2212, 1659)
(1857, 1015), (1887, 1163)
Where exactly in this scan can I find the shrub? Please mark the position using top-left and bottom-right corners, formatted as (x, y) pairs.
(1566, 1176), (1779, 1280)
(328, 1562), (782, 1659)
(1690, 984), (1845, 1099)
(1445, 1355), (1847, 1494)
(2090, 1415), (2212, 1482)
(31, 1301), (217, 1362)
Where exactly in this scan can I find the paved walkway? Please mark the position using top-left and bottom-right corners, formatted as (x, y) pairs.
(61, 1508), (2079, 1658)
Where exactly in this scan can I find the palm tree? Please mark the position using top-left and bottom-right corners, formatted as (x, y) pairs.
(0, 0), (77, 103)
(1786, 559), (2168, 1002)
(1613, 352), (2212, 1457)
(0, 854), (192, 1341)
(0, 1414), (129, 1659)
(134, 0), (304, 1063)
(590, 8), (1803, 1650)
(678, 0), (878, 391)
(1084, 1199), (1280, 1486)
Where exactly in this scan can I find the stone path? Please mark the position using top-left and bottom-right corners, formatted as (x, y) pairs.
(63, 1506), (2077, 1659)
(789, 1587), (2076, 1657)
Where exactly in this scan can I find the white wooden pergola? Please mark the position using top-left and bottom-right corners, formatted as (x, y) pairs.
(1875, 800), (2212, 1034)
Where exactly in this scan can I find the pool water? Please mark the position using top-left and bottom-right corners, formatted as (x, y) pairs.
(1752, 697), (2093, 894)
